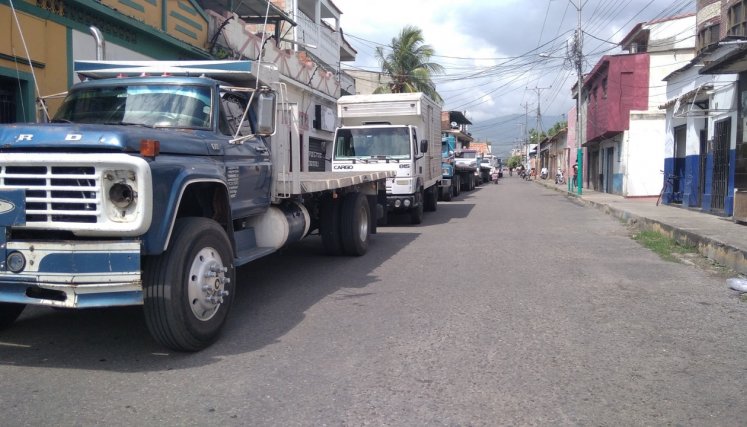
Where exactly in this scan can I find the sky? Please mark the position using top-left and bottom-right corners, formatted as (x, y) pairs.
(331, 0), (695, 157)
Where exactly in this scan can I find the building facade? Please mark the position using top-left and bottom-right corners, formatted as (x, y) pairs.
(695, 0), (747, 220)
(0, 0), (213, 123)
(575, 14), (696, 197)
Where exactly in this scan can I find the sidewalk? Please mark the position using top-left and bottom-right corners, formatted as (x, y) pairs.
(535, 179), (747, 275)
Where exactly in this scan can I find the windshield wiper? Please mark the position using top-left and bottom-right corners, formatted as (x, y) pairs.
(370, 155), (403, 163)
(50, 118), (72, 123)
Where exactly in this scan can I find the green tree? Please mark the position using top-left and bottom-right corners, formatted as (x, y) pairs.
(506, 155), (522, 169)
(375, 25), (444, 103)
(528, 128), (546, 145)
(547, 120), (568, 137)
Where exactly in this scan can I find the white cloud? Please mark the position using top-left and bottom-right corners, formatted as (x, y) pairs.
(332, 0), (694, 153)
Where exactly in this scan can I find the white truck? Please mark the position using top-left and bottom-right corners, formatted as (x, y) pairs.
(332, 93), (442, 224)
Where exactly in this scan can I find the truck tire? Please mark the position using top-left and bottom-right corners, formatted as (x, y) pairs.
(441, 186), (452, 202)
(340, 192), (370, 256)
(453, 176), (461, 197)
(0, 303), (25, 329)
(424, 186), (438, 212)
(143, 217), (235, 352)
(461, 175), (470, 192)
(410, 190), (424, 224)
(320, 196), (343, 255)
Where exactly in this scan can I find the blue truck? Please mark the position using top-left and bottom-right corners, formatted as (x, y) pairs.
(439, 135), (456, 201)
(0, 60), (392, 351)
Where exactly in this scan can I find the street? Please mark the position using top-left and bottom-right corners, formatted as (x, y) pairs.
(1, 177), (746, 425)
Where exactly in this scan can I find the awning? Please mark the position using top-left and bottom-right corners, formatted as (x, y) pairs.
(660, 84), (713, 110)
(659, 83), (734, 118)
(700, 44), (747, 75)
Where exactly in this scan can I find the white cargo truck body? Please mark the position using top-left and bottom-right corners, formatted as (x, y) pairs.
(332, 93), (442, 224)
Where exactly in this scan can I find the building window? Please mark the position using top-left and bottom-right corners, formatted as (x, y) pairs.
(697, 23), (721, 53)
(602, 78), (608, 99)
(728, 1), (747, 37)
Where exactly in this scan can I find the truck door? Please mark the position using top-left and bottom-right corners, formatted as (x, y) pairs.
(412, 128), (423, 176)
(219, 91), (272, 217)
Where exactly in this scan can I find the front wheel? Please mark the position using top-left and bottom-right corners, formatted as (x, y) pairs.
(410, 189), (424, 224)
(0, 303), (25, 329)
(424, 186), (438, 212)
(143, 217), (235, 352)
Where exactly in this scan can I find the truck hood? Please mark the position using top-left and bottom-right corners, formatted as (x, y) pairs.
(0, 123), (215, 155)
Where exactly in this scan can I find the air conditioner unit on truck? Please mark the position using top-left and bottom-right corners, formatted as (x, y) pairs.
(331, 93), (442, 225)
(0, 60), (393, 351)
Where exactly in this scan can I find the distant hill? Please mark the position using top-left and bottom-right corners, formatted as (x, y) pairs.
(469, 114), (567, 158)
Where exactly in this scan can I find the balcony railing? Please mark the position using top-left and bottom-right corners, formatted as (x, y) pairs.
(295, 11), (340, 68)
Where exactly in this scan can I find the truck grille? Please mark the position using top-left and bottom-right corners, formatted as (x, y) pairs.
(0, 166), (100, 224)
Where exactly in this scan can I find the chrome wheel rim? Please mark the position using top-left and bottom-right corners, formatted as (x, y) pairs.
(187, 247), (229, 321)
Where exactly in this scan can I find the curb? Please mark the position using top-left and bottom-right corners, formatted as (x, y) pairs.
(535, 180), (747, 275)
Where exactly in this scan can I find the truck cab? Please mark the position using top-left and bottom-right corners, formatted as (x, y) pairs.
(333, 123), (432, 217)
(0, 60), (391, 351)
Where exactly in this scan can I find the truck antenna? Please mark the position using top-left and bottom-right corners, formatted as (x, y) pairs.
(8, 0), (49, 122)
(233, 0), (272, 141)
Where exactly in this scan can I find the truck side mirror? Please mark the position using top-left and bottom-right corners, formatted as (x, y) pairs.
(256, 89), (276, 136)
(420, 139), (428, 153)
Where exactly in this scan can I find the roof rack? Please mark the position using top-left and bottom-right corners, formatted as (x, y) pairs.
(74, 60), (278, 87)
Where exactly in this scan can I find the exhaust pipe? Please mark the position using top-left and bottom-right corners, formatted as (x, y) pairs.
(89, 26), (106, 60)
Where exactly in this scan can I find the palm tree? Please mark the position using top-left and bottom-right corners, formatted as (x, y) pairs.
(374, 25), (444, 103)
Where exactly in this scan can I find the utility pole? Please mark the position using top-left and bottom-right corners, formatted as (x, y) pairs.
(569, 0), (586, 195)
(520, 102), (529, 169)
(529, 86), (550, 179)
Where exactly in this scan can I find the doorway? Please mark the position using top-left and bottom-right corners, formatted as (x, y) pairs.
(0, 76), (18, 123)
(712, 118), (731, 212)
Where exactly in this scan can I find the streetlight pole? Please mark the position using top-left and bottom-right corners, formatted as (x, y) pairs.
(570, 0), (586, 195)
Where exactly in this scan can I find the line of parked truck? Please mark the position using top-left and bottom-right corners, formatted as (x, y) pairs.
(0, 58), (495, 351)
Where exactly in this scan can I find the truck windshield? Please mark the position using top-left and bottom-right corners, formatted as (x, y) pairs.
(53, 84), (212, 129)
(334, 127), (411, 160)
(456, 151), (478, 159)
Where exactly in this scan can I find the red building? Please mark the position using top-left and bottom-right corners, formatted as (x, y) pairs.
(584, 54), (650, 143)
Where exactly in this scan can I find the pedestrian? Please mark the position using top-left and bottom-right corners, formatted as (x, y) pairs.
(572, 162), (578, 187)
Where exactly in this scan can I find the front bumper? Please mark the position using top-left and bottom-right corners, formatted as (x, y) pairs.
(0, 240), (142, 308)
(386, 194), (417, 212)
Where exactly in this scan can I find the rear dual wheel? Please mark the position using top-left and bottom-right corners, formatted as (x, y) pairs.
(321, 192), (370, 256)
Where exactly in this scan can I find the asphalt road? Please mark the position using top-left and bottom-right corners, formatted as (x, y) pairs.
(1, 177), (746, 426)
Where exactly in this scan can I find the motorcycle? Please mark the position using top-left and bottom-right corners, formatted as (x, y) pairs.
(555, 169), (565, 184)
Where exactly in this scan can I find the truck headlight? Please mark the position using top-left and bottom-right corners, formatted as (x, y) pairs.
(104, 169), (139, 222)
(110, 182), (136, 208)
(6, 251), (25, 273)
